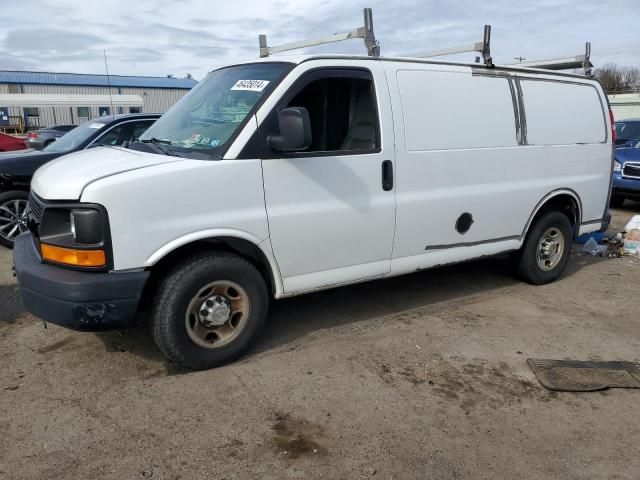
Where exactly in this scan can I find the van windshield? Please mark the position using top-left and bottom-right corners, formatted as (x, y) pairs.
(138, 63), (291, 159)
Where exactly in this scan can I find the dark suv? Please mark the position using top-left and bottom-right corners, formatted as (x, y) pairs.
(0, 113), (160, 248)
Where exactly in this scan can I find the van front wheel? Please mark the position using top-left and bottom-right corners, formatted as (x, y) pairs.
(515, 211), (573, 285)
(151, 252), (268, 370)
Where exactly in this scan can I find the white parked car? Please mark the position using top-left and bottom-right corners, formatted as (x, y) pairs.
(14, 53), (613, 370)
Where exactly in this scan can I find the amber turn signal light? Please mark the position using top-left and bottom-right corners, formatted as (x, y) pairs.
(41, 244), (106, 268)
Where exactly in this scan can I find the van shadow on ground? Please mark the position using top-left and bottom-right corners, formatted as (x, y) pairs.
(94, 252), (603, 370)
(0, 283), (25, 324)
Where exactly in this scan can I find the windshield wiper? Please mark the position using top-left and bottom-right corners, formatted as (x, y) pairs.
(142, 137), (172, 144)
(140, 138), (183, 157)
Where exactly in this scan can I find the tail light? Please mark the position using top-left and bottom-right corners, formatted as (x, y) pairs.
(609, 109), (616, 143)
(27, 132), (38, 139)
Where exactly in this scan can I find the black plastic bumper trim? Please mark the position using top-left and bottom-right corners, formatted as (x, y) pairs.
(13, 233), (149, 331)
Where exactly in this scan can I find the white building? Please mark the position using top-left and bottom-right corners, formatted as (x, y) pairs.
(609, 93), (640, 121)
(0, 70), (197, 132)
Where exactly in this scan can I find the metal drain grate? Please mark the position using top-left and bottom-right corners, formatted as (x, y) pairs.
(527, 359), (640, 391)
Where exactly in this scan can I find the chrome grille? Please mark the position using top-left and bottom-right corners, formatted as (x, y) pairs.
(27, 192), (44, 223)
(623, 162), (640, 179)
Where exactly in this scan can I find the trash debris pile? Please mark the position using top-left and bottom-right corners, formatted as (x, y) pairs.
(576, 215), (640, 259)
(623, 215), (640, 257)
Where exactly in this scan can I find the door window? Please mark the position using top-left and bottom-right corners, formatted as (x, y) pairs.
(129, 120), (155, 143)
(265, 69), (380, 156)
(93, 124), (126, 146)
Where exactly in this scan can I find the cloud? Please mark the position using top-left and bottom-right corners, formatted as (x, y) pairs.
(3, 29), (106, 53)
(0, 0), (637, 80)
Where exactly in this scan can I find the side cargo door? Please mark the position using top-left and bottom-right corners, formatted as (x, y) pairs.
(259, 62), (397, 294)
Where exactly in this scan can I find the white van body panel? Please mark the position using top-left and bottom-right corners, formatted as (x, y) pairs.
(255, 59), (397, 294)
(31, 147), (180, 200)
(28, 55), (612, 300)
(521, 80), (606, 145)
(382, 61), (610, 269)
(79, 158), (282, 291)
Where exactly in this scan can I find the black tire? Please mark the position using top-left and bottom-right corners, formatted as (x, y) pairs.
(150, 252), (269, 370)
(514, 211), (573, 285)
(609, 195), (625, 208)
(0, 190), (29, 249)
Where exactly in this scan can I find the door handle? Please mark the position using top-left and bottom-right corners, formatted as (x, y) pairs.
(381, 160), (393, 191)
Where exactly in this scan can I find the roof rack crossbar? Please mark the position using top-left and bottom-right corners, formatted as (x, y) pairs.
(504, 42), (593, 76)
(403, 25), (493, 67)
(259, 8), (380, 58)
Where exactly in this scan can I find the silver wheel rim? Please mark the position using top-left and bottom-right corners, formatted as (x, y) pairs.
(0, 198), (28, 243)
(184, 280), (250, 349)
(536, 227), (565, 271)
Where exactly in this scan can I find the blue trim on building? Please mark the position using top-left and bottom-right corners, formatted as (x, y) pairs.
(0, 70), (197, 89)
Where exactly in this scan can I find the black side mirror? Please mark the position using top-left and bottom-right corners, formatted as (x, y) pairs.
(625, 140), (636, 148)
(267, 107), (312, 152)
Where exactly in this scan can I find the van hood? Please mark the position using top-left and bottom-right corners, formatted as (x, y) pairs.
(31, 147), (181, 200)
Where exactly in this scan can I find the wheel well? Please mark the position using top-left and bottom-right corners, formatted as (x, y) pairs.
(143, 238), (276, 307)
(529, 193), (581, 237)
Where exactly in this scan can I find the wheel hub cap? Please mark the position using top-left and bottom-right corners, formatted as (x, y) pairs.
(185, 280), (250, 350)
(536, 227), (565, 271)
(198, 295), (231, 327)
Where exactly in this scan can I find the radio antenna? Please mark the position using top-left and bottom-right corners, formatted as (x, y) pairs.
(103, 49), (115, 117)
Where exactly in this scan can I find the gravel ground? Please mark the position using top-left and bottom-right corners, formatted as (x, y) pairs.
(1, 204), (639, 480)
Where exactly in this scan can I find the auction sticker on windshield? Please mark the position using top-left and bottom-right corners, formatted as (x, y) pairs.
(230, 80), (270, 92)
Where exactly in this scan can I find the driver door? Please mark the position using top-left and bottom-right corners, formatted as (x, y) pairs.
(259, 63), (396, 294)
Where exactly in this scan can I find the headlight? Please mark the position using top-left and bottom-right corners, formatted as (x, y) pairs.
(38, 206), (108, 268)
(613, 161), (622, 173)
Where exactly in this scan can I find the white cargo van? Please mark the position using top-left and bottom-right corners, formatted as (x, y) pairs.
(14, 15), (613, 369)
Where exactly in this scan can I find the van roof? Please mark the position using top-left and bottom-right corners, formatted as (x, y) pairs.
(239, 54), (598, 82)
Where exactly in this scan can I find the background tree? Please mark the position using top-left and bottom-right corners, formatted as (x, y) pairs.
(594, 64), (640, 94)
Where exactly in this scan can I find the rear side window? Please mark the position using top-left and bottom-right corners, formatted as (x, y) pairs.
(520, 80), (605, 145)
(617, 122), (640, 140)
(397, 70), (517, 151)
(93, 124), (126, 146)
(130, 120), (155, 142)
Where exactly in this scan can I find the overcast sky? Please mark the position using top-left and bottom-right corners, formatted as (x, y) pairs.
(1, 0), (638, 80)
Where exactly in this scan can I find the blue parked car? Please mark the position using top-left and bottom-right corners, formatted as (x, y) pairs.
(611, 138), (640, 207)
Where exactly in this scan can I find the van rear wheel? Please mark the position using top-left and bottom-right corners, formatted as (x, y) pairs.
(151, 252), (268, 370)
(514, 211), (572, 285)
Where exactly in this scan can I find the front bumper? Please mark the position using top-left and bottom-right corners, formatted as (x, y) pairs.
(612, 173), (640, 199)
(13, 233), (149, 331)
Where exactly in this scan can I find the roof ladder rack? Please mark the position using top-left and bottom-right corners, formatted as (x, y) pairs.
(504, 42), (593, 76)
(259, 8), (380, 58)
(403, 25), (493, 67)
